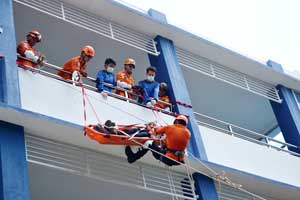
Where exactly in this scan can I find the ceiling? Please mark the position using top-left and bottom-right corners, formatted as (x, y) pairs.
(13, 3), (278, 135)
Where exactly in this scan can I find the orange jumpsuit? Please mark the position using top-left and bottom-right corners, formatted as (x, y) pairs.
(116, 70), (135, 98)
(57, 56), (87, 80)
(155, 124), (190, 161)
(16, 41), (39, 68)
(155, 95), (170, 109)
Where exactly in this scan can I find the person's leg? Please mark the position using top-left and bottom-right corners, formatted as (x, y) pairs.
(148, 143), (181, 166)
(125, 146), (149, 163)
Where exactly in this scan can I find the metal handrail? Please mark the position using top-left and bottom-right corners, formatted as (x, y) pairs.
(194, 112), (300, 156)
(44, 62), (173, 109)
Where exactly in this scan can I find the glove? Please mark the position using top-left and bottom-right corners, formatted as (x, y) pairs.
(81, 71), (88, 77)
(37, 54), (46, 66)
(150, 99), (157, 105)
(72, 71), (80, 82)
(117, 81), (132, 89)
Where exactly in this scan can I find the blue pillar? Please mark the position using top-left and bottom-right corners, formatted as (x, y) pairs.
(0, 0), (21, 107)
(148, 9), (217, 200)
(193, 173), (218, 200)
(0, 121), (30, 200)
(267, 60), (300, 153)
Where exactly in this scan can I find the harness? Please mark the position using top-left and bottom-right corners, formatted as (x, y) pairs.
(166, 147), (185, 161)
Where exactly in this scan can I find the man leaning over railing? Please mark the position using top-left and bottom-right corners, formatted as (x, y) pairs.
(96, 58), (117, 93)
(154, 82), (171, 111)
(115, 58), (136, 99)
(16, 30), (45, 69)
(57, 45), (95, 82)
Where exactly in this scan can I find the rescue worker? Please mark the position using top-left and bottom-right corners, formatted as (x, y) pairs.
(116, 58), (136, 98)
(155, 82), (171, 111)
(57, 45), (95, 81)
(16, 30), (45, 68)
(96, 58), (117, 93)
(125, 115), (191, 166)
(138, 66), (159, 106)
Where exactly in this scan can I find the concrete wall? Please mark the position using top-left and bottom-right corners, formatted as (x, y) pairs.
(199, 125), (300, 187)
(19, 69), (174, 126)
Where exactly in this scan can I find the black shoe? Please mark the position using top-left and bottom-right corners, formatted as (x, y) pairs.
(125, 146), (135, 163)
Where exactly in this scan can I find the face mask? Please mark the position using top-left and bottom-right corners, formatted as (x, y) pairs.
(106, 67), (114, 73)
(147, 75), (155, 82)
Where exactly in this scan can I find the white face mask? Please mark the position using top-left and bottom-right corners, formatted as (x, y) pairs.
(106, 67), (114, 73)
(147, 75), (155, 82)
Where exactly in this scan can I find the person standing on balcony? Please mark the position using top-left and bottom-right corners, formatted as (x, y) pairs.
(96, 58), (117, 93)
(138, 66), (159, 107)
(116, 58), (136, 98)
(16, 30), (45, 68)
(57, 45), (95, 82)
(125, 115), (191, 166)
(155, 82), (171, 111)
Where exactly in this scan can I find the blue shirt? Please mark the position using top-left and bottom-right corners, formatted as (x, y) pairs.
(96, 70), (116, 92)
(138, 80), (159, 104)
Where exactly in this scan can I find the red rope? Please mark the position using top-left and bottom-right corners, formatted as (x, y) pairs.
(173, 101), (192, 108)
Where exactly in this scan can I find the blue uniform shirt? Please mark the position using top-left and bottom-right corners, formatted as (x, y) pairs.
(96, 69), (116, 92)
(138, 80), (159, 104)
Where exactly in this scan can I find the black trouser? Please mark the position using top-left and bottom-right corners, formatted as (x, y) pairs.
(125, 143), (182, 166)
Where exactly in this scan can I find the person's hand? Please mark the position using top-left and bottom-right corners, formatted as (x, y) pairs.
(37, 54), (46, 66)
(101, 91), (108, 100)
(150, 99), (157, 105)
(81, 71), (88, 77)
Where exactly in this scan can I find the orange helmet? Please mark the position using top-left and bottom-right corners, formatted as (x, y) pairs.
(175, 115), (188, 125)
(27, 30), (42, 42)
(124, 58), (136, 67)
(81, 45), (95, 57)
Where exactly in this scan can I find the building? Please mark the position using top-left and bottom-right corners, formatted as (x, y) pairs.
(1, 0), (300, 199)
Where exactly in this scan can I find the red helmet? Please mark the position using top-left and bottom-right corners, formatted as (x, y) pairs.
(81, 45), (95, 57)
(175, 115), (188, 125)
(27, 30), (42, 42)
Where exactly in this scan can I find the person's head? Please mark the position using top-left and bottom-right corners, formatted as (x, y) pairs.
(26, 30), (42, 46)
(104, 120), (117, 134)
(124, 58), (135, 75)
(80, 45), (95, 63)
(159, 82), (168, 97)
(104, 58), (116, 73)
(146, 66), (157, 82)
(173, 115), (188, 126)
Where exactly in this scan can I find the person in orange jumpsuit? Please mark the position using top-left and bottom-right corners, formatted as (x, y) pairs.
(155, 82), (171, 110)
(116, 58), (136, 98)
(57, 45), (95, 81)
(125, 115), (191, 166)
(16, 30), (45, 68)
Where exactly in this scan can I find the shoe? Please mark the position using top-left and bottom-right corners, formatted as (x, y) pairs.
(125, 146), (135, 163)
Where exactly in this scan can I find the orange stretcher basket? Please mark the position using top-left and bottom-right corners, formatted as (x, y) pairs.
(84, 124), (157, 146)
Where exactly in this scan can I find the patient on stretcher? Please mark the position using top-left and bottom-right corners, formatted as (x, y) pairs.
(94, 120), (156, 138)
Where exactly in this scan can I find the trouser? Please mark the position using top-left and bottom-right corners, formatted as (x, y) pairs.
(125, 143), (183, 166)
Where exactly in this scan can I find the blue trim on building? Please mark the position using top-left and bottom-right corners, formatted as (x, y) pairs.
(147, 30), (217, 199)
(0, 121), (30, 200)
(193, 173), (218, 200)
(267, 60), (300, 154)
(148, 35), (207, 160)
(0, 0), (21, 107)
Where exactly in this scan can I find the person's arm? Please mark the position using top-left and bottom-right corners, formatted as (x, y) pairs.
(155, 126), (168, 136)
(96, 71), (105, 92)
(153, 83), (159, 101)
(116, 72), (132, 89)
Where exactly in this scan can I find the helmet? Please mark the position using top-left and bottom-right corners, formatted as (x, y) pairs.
(81, 45), (95, 57)
(124, 58), (136, 67)
(27, 30), (42, 42)
(175, 115), (188, 125)
(160, 82), (168, 91)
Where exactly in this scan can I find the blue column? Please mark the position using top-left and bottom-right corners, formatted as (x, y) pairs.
(267, 60), (300, 153)
(0, 0), (21, 107)
(0, 121), (30, 200)
(193, 173), (218, 200)
(148, 9), (217, 200)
